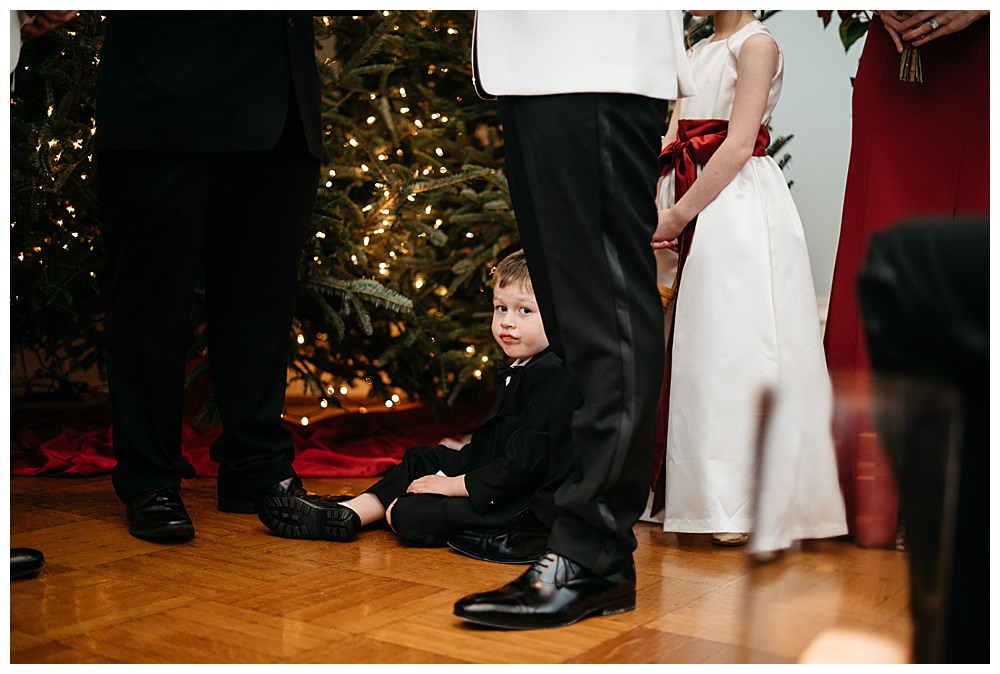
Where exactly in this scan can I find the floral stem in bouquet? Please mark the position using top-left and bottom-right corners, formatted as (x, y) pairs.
(899, 44), (922, 83)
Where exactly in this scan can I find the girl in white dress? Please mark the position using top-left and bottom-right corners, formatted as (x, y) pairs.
(649, 10), (847, 553)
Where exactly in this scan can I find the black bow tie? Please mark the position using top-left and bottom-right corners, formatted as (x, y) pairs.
(496, 360), (522, 384)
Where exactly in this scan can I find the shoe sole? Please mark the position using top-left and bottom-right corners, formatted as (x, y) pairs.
(454, 592), (636, 630)
(446, 541), (537, 565)
(258, 495), (360, 541)
(129, 523), (195, 542)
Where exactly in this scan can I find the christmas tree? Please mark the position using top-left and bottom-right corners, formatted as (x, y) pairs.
(10, 10), (512, 417)
(10, 10), (793, 419)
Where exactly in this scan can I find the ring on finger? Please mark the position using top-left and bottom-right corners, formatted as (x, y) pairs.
(928, 17), (940, 30)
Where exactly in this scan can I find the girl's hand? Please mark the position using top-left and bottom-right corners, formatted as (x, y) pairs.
(896, 10), (988, 47)
(406, 474), (468, 497)
(651, 207), (689, 250)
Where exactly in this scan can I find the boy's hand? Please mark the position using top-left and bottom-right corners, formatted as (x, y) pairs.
(406, 474), (469, 498)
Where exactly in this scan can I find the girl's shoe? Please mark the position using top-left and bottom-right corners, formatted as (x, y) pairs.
(711, 532), (749, 546)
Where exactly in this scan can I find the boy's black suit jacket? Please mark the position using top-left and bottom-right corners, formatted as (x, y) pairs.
(460, 348), (575, 514)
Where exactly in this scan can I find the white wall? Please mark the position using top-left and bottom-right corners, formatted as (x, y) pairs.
(764, 10), (866, 302)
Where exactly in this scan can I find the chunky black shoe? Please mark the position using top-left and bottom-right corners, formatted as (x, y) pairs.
(453, 551), (636, 630)
(218, 476), (307, 514)
(257, 493), (361, 541)
(125, 487), (195, 542)
(11, 548), (45, 579)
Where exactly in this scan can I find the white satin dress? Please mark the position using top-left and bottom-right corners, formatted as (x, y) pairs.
(651, 21), (848, 553)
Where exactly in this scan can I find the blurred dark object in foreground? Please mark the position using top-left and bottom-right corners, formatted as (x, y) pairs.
(857, 215), (988, 664)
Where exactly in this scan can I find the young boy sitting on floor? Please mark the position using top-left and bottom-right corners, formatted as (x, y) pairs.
(257, 249), (573, 547)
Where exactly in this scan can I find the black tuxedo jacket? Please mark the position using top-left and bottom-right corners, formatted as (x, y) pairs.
(95, 10), (321, 159)
(459, 348), (573, 513)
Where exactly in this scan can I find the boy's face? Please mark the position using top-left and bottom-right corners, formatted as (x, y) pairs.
(491, 282), (549, 361)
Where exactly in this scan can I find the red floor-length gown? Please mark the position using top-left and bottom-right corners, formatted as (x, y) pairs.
(824, 14), (989, 546)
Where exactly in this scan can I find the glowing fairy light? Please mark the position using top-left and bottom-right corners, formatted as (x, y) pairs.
(466, 345), (475, 354)
(340, 386), (348, 395)
(315, 231), (326, 239)
(300, 417), (309, 426)
(425, 205), (433, 214)
(297, 334), (305, 345)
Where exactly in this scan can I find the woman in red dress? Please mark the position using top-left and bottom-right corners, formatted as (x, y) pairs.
(824, 10), (989, 546)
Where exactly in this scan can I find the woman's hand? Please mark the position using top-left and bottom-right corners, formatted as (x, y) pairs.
(895, 10), (989, 47)
(406, 474), (468, 498)
(875, 10), (913, 53)
(651, 207), (689, 250)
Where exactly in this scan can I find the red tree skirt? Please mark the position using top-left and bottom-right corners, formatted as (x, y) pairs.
(10, 398), (488, 479)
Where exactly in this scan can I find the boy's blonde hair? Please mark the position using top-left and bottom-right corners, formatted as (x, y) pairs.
(492, 249), (533, 293)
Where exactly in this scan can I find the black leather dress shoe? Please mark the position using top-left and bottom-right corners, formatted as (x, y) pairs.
(257, 493), (362, 541)
(218, 476), (307, 514)
(126, 488), (195, 542)
(11, 548), (45, 579)
(447, 524), (549, 564)
(453, 551), (636, 630)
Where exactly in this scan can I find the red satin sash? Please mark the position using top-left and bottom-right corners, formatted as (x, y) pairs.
(658, 118), (771, 272)
(649, 118), (771, 516)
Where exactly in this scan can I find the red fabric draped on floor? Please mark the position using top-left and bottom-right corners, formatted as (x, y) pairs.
(10, 396), (489, 479)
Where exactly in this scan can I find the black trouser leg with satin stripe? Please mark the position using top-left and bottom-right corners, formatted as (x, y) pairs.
(498, 93), (668, 576)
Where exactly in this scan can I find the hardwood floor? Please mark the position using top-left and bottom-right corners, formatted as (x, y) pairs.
(10, 475), (911, 664)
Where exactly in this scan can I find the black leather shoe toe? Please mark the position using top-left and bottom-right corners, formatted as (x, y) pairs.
(11, 548), (45, 579)
(258, 493), (362, 541)
(126, 488), (195, 542)
(218, 476), (307, 514)
(448, 528), (548, 564)
(453, 551), (636, 630)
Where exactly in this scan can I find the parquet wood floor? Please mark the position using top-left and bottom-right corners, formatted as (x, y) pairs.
(10, 475), (911, 664)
